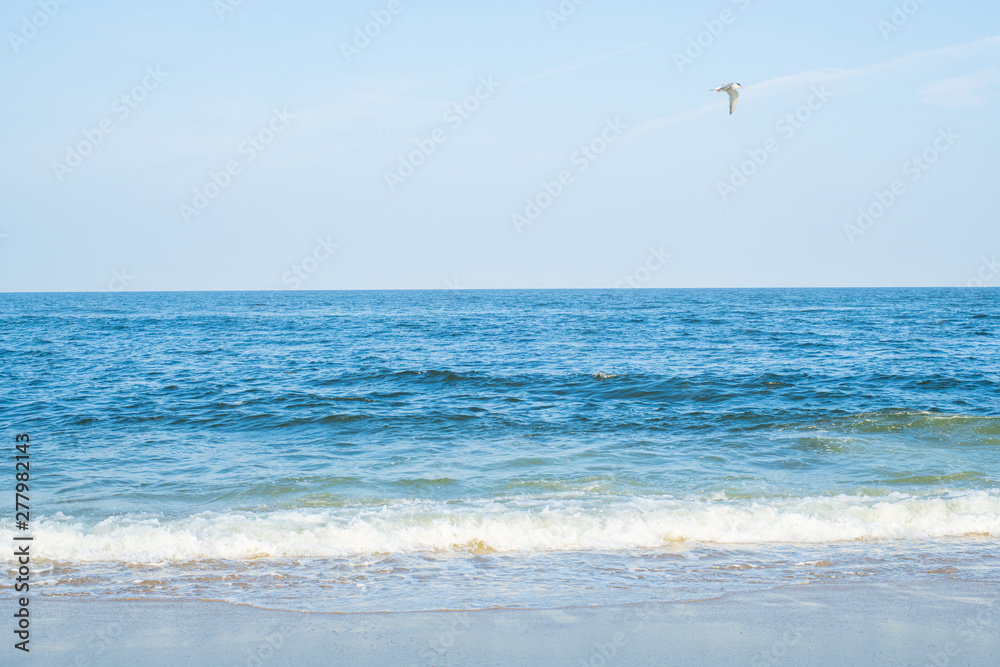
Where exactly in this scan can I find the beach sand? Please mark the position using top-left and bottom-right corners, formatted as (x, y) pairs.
(30, 580), (997, 666)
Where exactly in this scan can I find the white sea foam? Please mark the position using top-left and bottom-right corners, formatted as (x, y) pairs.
(5, 492), (1000, 563)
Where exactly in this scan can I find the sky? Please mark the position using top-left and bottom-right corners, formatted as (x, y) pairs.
(0, 0), (997, 291)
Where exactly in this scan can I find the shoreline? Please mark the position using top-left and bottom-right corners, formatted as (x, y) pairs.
(30, 580), (999, 666)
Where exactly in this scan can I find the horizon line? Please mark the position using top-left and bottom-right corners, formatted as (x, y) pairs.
(1, 286), (993, 295)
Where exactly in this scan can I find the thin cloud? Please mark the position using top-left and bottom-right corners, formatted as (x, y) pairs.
(754, 35), (1000, 95)
(919, 68), (1000, 107)
(294, 45), (650, 131)
(508, 43), (650, 89)
(635, 35), (1000, 135)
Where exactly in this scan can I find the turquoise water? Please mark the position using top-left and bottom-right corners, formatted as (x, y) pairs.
(2, 289), (999, 611)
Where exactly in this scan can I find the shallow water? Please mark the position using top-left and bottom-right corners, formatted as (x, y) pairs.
(2, 289), (998, 611)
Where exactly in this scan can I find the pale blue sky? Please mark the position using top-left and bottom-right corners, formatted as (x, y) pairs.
(1, 0), (997, 290)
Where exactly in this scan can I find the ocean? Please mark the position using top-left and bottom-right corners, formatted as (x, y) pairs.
(2, 289), (999, 613)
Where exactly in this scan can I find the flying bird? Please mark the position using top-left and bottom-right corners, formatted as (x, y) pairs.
(711, 83), (744, 115)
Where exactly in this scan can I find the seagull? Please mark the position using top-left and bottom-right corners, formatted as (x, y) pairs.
(711, 83), (744, 115)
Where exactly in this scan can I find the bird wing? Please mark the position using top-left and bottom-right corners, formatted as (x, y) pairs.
(726, 88), (739, 115)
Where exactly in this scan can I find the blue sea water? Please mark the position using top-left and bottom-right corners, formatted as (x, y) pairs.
(2, 289), (999, 612)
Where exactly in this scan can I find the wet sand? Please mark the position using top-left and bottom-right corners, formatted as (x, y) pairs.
(30, 580), (998, 666)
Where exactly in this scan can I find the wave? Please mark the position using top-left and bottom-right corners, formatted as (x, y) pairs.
(5, 491), (1000, 563)
(830, 410), (1000, 436)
